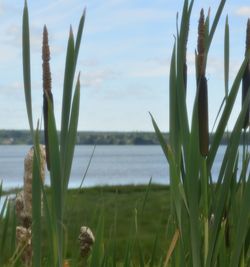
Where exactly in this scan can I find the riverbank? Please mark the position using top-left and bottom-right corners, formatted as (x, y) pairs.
(2, 184), (171, 264)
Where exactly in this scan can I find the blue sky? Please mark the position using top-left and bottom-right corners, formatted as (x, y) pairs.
(0, 0), (250, 131)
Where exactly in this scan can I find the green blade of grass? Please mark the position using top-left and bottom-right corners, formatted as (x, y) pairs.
(224, 16), (229, 98)
(79, 145), (96, 190)
(22, 0), (33, 133)
(90, 214), (104, 267)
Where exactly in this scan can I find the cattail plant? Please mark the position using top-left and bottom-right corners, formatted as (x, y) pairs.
(78, 226), (95, 258)
(42, 25), (53, 170)
(242, 19), (250, 130)
(15, 145), (46, 227)
(151, 0), (250, 266)
(15, 145), (46, 266)
(16, 226), (32, 267)
(22, 1), (85, 265)
(197, 9), (209, 157)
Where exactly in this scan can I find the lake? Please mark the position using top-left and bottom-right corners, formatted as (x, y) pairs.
(0, 144), (241, 190)
(0, 145), (168, 190)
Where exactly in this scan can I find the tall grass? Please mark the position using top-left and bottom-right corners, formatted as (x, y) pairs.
(152, 0), (250, 266)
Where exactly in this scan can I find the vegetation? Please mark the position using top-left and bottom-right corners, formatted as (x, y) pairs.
(0, 130), (162, 145)
(1, 0), (250, 266)
(151, 0), (250, 266)
(2, 130), (250, 145)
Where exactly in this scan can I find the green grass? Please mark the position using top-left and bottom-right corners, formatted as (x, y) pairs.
(1, 184), (170, 266)
(64, 185), (170, 262)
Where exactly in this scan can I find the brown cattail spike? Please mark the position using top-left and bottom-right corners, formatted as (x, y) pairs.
(42, 25), (53, 170)
(197, 9), (209, 157)
(197, 9), (205, 77)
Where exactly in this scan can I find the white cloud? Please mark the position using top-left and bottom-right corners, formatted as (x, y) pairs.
(235, 6), (250, 16)
(83, 69), (119, 88)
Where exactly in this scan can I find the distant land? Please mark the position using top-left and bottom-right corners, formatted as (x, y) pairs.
(0, 130), (247, 145)
(0, 130), (162, 145)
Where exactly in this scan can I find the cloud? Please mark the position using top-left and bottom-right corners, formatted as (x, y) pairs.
(235, 6), (250, 16)
(82, 69), (119, 88)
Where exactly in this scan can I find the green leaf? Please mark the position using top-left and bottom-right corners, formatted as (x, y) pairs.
(63, 75), (81, 193)
(208, 54), (250, 170)
(224, 16), (229, 98)
(90, 214), (104, 267)
(60, 28), (75, 163)
(206, 88), (250, 266)
(32, 127), (42, 267)
(22, 0), (33, 133)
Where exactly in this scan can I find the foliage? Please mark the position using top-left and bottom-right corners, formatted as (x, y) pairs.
(151, 0), (250, 266)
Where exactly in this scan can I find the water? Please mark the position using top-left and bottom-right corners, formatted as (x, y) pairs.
(0, 145), (168, 190)
(0, 145), (245, 191)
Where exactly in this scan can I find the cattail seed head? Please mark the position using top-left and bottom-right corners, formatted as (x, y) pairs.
(42, 25), (53, 170)
(79, 226), (95, 258)
(197, 9), (209, 157)
(197, 9), (205, 77)
(42, 25), (51, 94)
(16, 226), (32, 266)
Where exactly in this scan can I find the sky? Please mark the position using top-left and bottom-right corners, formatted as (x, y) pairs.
(1, 0), (250, 132)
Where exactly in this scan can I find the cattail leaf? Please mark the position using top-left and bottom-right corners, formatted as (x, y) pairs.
(32, 127), (42, 267)
(22, 0), (33, 134)
(224, 16), (229, 98)
(206, 88), (250, 266)
(150, 114), (182, 232)
(208, 54), (250, 170)
(74, 8), (86, 70)
(47, 97), (63, 265)
(0, 201), (11, 264)
(63, 75), (81, 192)
(60, 28), (75, 164)
(207, 0), (226, 51)
(230, 174), (250, 266)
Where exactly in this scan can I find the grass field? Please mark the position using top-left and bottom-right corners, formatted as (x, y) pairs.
(61, 184), (170, 264)
(1, 184), (171, 265)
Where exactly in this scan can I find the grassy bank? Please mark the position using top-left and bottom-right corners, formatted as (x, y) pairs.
(0, 184), (170, 265)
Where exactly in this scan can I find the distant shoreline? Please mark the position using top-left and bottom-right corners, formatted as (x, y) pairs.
(0, 130), (248, 145)
(0, 130), (164, 145)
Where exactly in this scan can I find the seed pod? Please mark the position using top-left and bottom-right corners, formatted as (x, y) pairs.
(23, 146), (46, 222)
(197, 9), (209, 157)
(242, 19), (250, 130)
(79, 226), (95, 258)
(42, 25), (53, 170)
(16, 226), (32, 266)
